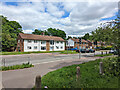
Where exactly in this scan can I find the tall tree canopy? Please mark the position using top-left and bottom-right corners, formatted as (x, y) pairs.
(32, 28), (66, 39)
(1, 15), (23, 51)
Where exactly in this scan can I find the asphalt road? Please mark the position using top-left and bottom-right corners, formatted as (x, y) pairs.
(0, 51), (106, 66)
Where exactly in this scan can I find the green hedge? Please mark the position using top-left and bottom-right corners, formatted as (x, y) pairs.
(1, 62), (34, 71)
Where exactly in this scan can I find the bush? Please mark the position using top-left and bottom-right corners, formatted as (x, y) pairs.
(100, 46), (113, 50)
(103, 57), (120, 76)
(1, 62), (34, 71)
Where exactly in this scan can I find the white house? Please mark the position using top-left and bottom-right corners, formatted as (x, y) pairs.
(16, 33), (65, 52)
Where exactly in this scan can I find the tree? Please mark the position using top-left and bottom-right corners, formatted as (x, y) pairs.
(82, 33), (90, 40)
(90, 17), (120, 56)
(32, 28), (66, 39)
(1, 15), (23, 51)
(32, 29), (44, 35)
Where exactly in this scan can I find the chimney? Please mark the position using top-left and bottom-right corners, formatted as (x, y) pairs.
(42, 32), (45, 36)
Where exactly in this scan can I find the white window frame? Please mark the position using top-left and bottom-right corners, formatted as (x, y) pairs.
(34, 40), (38, 43)
(41, 46), (46, 50)
(27, 46), (32, 49)
(34, 46), (37, 49)
(41, 41), (46, 44)
(28, 40), (32, 43)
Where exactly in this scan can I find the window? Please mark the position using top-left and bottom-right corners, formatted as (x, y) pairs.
(34, 40), (37, 43)
(28, 40), (32, 43)
(56, 46), (59, 49)
(60, 41), (63, 44)
(41, 46), (46, 50)
(34, 46), (37, 49)
(66, 42), (68, 45)
(50, 40), (54, 45)
(57, 41), (59, 43)
(18, 40), (20, 43)
(60, 46), (63, 49)
(83, 42), (85, 44)
(41, 41), (46, 44)
(27, 46), (32, 49)
(50, 46), (54, 50)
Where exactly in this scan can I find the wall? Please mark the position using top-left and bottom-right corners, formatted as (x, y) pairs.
(24, 40), (65, 52)
(66, 39), (74, 47)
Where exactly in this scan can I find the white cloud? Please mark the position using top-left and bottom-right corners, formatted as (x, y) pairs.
(0, 1), (118, 37)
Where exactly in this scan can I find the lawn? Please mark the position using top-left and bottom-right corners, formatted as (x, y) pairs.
(0, 50), (77, 55)
(1, 62), (34, 71)
(41, 57), (119, 88)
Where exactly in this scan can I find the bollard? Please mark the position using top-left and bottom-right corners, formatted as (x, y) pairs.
(106, 51), (107, 54)
(2, 59), (5, 67)
(99, 62), (104, 75)
(76, 66), (80, 81)
(35, 75), (41, 89)
(101, 51), (103, 55)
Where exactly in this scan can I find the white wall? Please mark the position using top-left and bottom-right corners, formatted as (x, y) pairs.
(24, 40), (65, 52)
(66, 39), (74, 47)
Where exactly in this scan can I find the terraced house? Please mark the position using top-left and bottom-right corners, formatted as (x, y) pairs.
(16, 33), (65, 52)
(66, 38), (89, 49)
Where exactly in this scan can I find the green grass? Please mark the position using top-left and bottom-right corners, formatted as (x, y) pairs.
(60, 50), (78, 54)
(41, 57), (119, 88)
(1, 62), (34, 71)
(95, 53), (113, 57)
(0, 50), (78, 55)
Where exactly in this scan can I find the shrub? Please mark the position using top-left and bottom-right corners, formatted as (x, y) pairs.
(1, 62), (34, 71)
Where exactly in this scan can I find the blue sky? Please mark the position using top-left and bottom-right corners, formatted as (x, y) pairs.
(0, 1), (119, 37)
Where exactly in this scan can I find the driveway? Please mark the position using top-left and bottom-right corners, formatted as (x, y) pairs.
(2, 56), (104, 88)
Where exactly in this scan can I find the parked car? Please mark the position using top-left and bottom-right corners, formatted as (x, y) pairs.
(71, 48), (78, 50)
(76, 49), (86, 53)
(89, 49), (95, 53)
(85, 49), (90, 53)
(109, 49), (115, 54)
(109, 49), (118, 55)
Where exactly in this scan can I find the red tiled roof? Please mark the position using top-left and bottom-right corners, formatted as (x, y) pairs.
(71, 38), (88, 43)
(19, 33), (65, 41)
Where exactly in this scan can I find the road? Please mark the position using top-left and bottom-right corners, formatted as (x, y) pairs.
(0, 51), (107, 66)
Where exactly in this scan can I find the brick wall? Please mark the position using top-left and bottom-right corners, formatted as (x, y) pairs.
(46, 41), (50, 51)
(16, 35), (24, 52)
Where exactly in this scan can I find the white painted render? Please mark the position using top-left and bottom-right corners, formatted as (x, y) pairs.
(66, 39), (74, 47)
(24, 40), (65, 52)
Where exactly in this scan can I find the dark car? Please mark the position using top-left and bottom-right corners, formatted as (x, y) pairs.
(109, 49), (118, 55)
(85, 49), (90, 53)
(89, 49), (95, 53)
(76, 49), (86, 53)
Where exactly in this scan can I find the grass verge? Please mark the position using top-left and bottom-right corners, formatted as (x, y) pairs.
(60, 50), (78, 54)
(1, 62), (34, 71)
(0, 50), (78, 55)
(95, 53), (113, 57)
(40, 57), (119, 88)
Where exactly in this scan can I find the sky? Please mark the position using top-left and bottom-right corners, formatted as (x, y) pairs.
(0, 0), (119, 37)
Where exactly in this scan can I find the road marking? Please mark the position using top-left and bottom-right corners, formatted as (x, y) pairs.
(33, 58), (84, 65)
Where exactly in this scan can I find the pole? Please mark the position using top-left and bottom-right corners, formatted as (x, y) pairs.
(79, 44), (81, 59)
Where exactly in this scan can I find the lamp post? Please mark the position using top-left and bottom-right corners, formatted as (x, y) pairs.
(79, 38), (82, 59)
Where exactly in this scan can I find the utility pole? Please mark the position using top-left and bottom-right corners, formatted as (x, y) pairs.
(79, 37), (81, 59)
